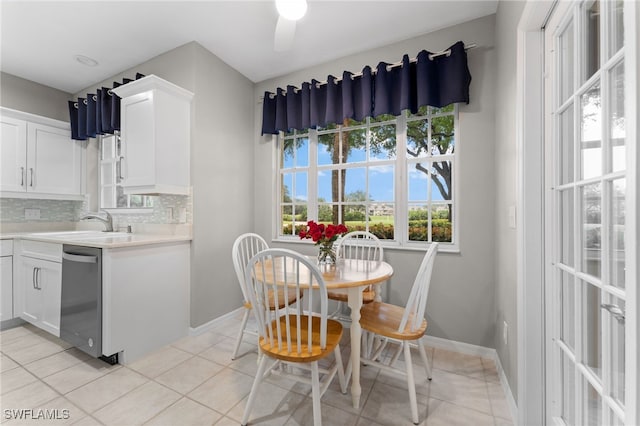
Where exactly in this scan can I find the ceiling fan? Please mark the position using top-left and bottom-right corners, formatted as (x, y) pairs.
(274, 0), (308, 52)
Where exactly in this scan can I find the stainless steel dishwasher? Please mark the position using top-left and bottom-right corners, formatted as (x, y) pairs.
(60, 245), (102, 358)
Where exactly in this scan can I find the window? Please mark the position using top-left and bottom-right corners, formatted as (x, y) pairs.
(99, 134), (153, 210)
(277, 104), (457, 249)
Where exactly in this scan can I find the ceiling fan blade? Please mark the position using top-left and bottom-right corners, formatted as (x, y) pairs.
(274, 16), (296, 52)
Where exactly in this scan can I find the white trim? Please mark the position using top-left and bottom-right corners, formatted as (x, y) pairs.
(0, 107), (70, 129)
(624, 2), (639, 424)
(423, 334), (494, 358)
(494, 348), (519, 426)
(188, 307), (244, 336)
(516, 2), (556, 426)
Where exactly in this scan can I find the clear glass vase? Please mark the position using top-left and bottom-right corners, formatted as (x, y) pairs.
(317, 241), (337, 265)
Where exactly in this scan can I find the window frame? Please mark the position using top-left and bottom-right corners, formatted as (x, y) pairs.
(98, 134), (154, 214)
(273, 105), (460, 252)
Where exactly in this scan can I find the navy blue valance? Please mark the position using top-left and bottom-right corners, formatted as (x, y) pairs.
(68, 73), (144, 141)
(261, 41), (471, 135)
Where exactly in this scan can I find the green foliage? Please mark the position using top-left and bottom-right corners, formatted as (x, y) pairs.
(282, 218), (452, 242)
(344, 211), (365, 221)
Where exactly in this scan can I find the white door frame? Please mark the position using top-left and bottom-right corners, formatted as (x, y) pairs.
(517, 1), (639, 425)
(516, 3), (554, 425)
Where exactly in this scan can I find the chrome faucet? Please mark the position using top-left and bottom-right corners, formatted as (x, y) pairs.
(80, 210), (114, 232)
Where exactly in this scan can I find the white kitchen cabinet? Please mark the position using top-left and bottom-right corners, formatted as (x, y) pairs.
(102, 241), (190, 363)
(0, 240), (14, 322)
(112, 75), (193, 196)
(0, 108), (84, 200)
(15, 241), (62, 336)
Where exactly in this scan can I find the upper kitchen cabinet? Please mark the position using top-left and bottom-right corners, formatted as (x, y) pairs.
(112, 75), (193, 196)
(1, 108), (84, 200)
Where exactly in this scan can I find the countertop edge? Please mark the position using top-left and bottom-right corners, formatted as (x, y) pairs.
(2, 233), (192, 249)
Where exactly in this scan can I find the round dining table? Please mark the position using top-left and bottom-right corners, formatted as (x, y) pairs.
(256, 256), (393, 409)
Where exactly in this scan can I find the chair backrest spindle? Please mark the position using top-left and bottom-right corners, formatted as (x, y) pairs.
(245, 249), (329, 357)
(336, 231), (384, 265)
(232, 233), (269, 303)
(398, 243), (438, 333)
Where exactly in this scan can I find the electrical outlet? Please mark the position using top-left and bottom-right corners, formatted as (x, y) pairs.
(503, 321), (508, 345)
(25, 208), (40, 220)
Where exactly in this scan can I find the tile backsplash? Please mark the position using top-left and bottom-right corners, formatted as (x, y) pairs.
(0, 198), (82, 222)
(0, 195), (191, 226)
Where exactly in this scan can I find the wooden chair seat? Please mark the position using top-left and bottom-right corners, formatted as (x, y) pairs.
(327, 289), (376, 304)
(360, 302), (427, 340)
(260, 316), (343, 363)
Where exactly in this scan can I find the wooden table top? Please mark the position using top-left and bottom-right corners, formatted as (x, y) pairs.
(254, 256), (394, 290)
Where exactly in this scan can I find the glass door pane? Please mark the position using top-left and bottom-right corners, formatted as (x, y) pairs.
(583, 281), (602, 379)
(580, 83), (602, 180)
(545, 1), (632, 424)
(585, 379), (602, 425)
(581, 183), (601, 278)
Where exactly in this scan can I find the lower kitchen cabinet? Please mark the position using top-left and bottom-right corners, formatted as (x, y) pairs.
(0, 240), (14, 322)
(15, 241), (62, 336)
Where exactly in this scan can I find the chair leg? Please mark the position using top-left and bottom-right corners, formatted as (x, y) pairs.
(417, 339), (432, 380)
(334, 345), (347, 394)
(403, 342), (419, 425)
(311, 361), (322, 426)
(232, 307), (251, 360)
(241, 353), (269, 426)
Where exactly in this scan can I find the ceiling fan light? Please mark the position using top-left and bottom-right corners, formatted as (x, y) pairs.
(276, 0), (307, 21)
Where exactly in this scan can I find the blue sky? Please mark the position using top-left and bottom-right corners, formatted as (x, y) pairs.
(284, 140), (449, 203)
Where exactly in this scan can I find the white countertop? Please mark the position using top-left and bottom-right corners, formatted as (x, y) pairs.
(1, 230), (192, 249)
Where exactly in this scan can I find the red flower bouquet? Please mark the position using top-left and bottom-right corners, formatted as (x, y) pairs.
(299, 221), (348, 264)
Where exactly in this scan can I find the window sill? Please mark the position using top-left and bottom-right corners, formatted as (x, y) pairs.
(271, 237), (460, 254)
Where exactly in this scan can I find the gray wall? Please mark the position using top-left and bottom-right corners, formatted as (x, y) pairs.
(74, 42), (255, 328)
(0, 72), (70, 121)
(493, 0), (525, 398)
(253, 15), (498, 348)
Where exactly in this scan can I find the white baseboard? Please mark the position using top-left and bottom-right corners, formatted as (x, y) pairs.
(493, 348), (519, 425)
(424, 334), (518, 424)
(423, 334), (496, 358)
(189, 307), (243, 336)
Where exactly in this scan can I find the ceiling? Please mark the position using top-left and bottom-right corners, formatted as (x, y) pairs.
(0, 1), (498, 94)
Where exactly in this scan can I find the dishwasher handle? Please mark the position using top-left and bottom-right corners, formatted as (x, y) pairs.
(63, 252), (98, 264)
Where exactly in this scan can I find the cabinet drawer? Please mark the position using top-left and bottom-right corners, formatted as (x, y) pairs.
(20, 241), (62, 263)
(0, 240), (13, 256)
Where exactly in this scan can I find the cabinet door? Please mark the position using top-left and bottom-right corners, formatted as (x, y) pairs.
(0, 116), (27, 192)
(120, 92), (155, 188)
(38, 259), (61, 336)
(0, 256), (13, 321)
(18, 257), (43, 325)
(27, 123), (82, 195)
(18, 257), (61, 336)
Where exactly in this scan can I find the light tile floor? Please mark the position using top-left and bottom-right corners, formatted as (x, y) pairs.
(0, 313), (514, 425)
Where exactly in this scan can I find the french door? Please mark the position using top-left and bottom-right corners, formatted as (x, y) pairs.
(545, 1), (636, 425)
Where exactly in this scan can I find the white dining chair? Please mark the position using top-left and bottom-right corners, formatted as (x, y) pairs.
(241, 248), (346, 426)
(328, 231), (384, 319)
(231, 233), (269, 360)
(359, 242), (438, 425)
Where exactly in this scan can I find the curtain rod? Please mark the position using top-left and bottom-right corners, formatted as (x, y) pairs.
(260, 42), (476, 100)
